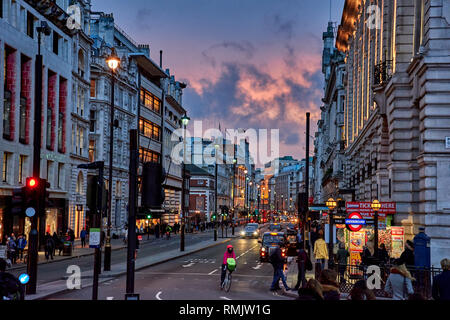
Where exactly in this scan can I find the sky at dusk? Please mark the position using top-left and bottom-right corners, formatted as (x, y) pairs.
(92, 0), (345, 165)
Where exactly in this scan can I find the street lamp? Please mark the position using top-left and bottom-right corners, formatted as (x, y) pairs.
(104, 47), (120, 272)
(180, 114), (190, 251)
(232, 158), (237, 235)
(326, 198), (337, 264)
(371, 199), (381, 257)
(214, 142), (219, 241)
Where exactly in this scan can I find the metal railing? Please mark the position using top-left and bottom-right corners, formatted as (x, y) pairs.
(333, 263), (443, 299)
(374, 60), (393, 85)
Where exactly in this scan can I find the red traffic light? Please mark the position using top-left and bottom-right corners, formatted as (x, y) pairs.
(27, 177), (38, 188)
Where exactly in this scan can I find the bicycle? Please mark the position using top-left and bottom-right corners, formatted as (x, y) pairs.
(221, 258), (236, 292)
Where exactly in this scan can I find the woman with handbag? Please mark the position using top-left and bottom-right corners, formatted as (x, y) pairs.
(384, 263), (415, 300)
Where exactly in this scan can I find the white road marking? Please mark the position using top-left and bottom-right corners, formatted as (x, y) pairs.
(208, 269), (218, 275)
(182, 262), (195, 268)
(236, 244), (258, 260)
(156, 291), (163, 300)
(252, 263), (263, 270)
(106, 297), (114, 300)
(220, 296), (232, 300)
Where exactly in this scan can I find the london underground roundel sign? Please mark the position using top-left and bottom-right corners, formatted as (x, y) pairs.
(346, 212), (364, 232)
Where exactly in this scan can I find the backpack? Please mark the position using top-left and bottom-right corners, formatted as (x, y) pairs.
(0, 272), (24, 300)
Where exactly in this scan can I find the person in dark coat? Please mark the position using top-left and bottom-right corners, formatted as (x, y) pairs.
(155, 223), (160, 239)
(432, 258), (450, 301)
(44, 233), (55, 261)
(269, 247), (291, 291)
(336, 242), (350, 283)
(52, 232), (62, 256)
(397, 240), (415, 268)
(296, 279), (324, 301)
(294, 242), (308, 290)
(378, 243), (390, 265)
(349, 279), (376, 300)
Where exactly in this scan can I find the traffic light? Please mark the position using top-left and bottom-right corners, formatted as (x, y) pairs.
(141, 162), (165, 208)
(86, 175), (107, 217)
(146, 214), (152, 219)
(40, 179), (51, 207)
(11, 186), (27, 215)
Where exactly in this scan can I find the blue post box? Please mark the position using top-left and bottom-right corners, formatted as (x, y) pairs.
(414, 227), (431, 268)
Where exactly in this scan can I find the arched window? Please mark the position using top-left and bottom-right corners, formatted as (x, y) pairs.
(76, 172), (84, 195)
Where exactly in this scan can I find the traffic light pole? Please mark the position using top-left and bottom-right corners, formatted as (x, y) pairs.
(126, 130), (138, 297)
(304, 112), (310, 258)
(214, 159), (218, 241)
(26, 33), (44, 295)
(92, 163), (104, 300)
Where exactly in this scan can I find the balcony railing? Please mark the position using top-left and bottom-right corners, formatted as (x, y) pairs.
(374, 60), (393, 85)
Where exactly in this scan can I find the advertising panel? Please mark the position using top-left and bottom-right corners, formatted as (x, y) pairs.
(345, 202), (396, 218)
(391, 226), (405, 259)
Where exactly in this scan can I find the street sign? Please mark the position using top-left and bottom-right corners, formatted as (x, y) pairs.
(89, 228), (101, 248)
(346, 212), (364, 232)
(345, 201), (396, 217)
(345, 219), (366, 225)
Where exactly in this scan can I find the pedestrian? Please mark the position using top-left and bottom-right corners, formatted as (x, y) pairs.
(155, 223), (160, 239)
(6, 236), (17, 265)
(313, 230), (328, 274)
(269, 246), (291, 291)
(296, 279), (324, 301)
(68, 228), (75, 248)
(397, 240), (415, 269)
(348, 279), (376, 300)
(124, 226), (128, 244)
(80, 228), (87, 248)
(384, 263), (415, 300)
(432, 258), (450, 301)
(361, 240), (379, 267)
(294, 242), (310, 290)
(44, 232), (55, 261)
(166, 225), (172, 239)
(378, 243), (390, 265)
(0, 258), (24, 300)
(336, 242), (349, 283)
(318, 269), (340, 300)
(16, 235), (27, 262)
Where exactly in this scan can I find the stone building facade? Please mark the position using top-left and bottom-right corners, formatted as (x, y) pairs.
(336, 0), (450, 266)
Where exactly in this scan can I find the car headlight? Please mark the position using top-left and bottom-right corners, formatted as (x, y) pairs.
(240, 231), (245, 235)
(253, 231), (258, 235)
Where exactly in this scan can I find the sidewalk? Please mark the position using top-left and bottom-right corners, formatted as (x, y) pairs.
(9, 228), (224, 271)
(24, 227), (243, 300)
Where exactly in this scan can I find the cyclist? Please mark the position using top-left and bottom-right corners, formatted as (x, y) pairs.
(221, 245), (236, 288)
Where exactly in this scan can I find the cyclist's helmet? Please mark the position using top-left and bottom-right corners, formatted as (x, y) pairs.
(227, 245), (233, 253)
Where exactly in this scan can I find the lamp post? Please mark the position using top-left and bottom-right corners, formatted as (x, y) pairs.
(371, 199), (381, 258)
(326, 197), (337, 264)
(214, 142), (219, 241)
(103, 48), (120, 272)
(180, 114), (190, 251)
(232, 158), (236, 235)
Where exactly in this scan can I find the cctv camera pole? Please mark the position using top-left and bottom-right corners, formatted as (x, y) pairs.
(26, 23), (48, 295)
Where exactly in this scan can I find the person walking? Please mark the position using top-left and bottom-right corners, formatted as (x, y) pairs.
(6, 236), (17, 265)
(80, 228), (87, 248)
(313, 230), (328, 275)
(378, 243), (390, 265)
(294, 242), (310, 290)
(155, 223), (160, 239)
(269, 246), (291, 292)
(384, 263), (415, 300)
(68, 229), (75, 248)
(397, 240), (415, 268)
(165, 225), (172, 240)
(44, 233), (55, 261)
(16, 235), (27, 262)
(336, 242), (350, 283)
(432, 258), (450, 301)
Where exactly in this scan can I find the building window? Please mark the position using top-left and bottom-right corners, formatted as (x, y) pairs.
(140, 88), (161, 114)
(89, 110), (96, 132)
(57, 163), (64, 189)
(139, 118), (161, 141)
(89, 139), (95, 162)
(47, 160), (53, 182)
(46, 107), (52, 149)
(77, 88), (85, 116)
(19, 96), (26, 143)
(90, 79), (96, 97)
(26, 11), (34, 38)
(18, 155), (25, 184)
(2, 153), (9, 183)
(52, 31), (59, 55)
(3, 90), (11, 140)
(139, 147), (160, 163)
(78, 50), (85, 77)
(58, 112), (64, 152)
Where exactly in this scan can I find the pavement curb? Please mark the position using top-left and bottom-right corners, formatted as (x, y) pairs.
(27, 237), (233, 300)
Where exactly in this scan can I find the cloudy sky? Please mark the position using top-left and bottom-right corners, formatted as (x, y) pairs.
(92, 0), (345, 165)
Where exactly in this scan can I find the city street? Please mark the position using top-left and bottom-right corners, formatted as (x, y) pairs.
(44, 236), (291, 300)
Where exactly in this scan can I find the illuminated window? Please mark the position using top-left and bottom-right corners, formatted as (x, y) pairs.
(140, 88), (161, 114)
(90, 79), (96, 97)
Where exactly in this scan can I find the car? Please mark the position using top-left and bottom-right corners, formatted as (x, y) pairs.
(259, 232), (287, 262)
(268, 223), (281, 232)
(240, 224), (260, 238)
